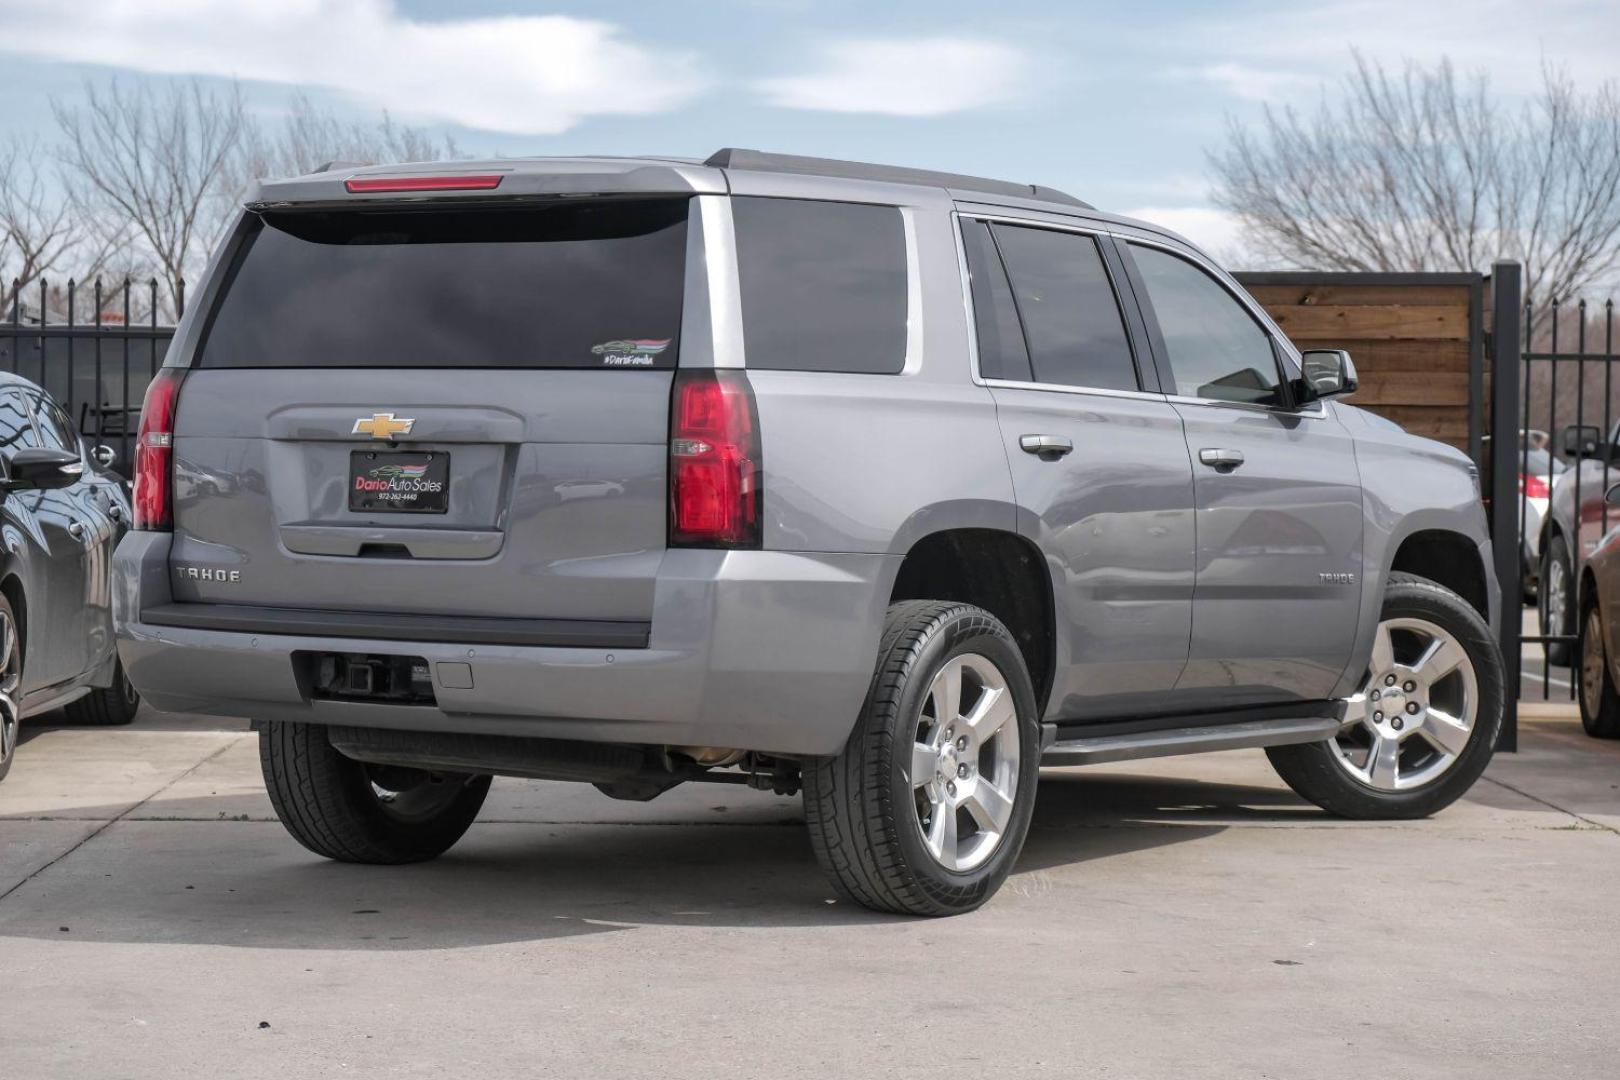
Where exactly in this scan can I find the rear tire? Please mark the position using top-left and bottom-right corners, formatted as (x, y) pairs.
(1267, 573), (1504, 819)
(803, 601), (1041, 916)
(1578, 597), (1620, 738)
(64, 657), (140, 726)
(259, 720), (490, 863)
(1541, 533), (1575, 666)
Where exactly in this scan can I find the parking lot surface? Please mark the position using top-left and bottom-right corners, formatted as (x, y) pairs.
(2, 708), (1617, 1079)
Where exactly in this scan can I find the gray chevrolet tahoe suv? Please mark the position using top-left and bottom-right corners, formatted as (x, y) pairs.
(113, 150), (1505, 915)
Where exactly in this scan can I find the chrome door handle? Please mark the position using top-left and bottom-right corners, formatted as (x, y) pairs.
(1198, 448), (1246, 470)
(1020, 434), (1074, 458)
(67, 520), (87, 541)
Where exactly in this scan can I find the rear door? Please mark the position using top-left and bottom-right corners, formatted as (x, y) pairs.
(169, 198), (690, 626)
(962, 215), (1197, 720)
(0, 390), (89, 687)
(28, 388), (115, 679)
(1119, 240), (1363, 705)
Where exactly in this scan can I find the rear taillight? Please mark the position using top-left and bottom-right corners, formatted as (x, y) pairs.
(133, 368), (185, 530)
(1521, 473), (1550, 499)
(669, 370), (761, 547)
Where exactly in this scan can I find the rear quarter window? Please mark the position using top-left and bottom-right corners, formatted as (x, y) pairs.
(732, 197), (907, 375)
(196, 199), (688, 369)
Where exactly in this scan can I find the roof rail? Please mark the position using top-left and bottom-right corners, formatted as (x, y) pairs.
(703, 148), (1092, 210)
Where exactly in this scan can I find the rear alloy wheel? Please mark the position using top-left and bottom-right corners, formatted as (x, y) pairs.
(1578, 600), (1620, 738)
(1268, 573), (1504, 819)
(0, 599), (19, 784)
(804, 601), (1040, 916)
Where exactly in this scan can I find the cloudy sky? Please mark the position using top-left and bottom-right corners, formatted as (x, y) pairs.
(0, 0), (1612, 260)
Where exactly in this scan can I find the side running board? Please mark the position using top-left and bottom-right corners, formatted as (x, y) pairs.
(1041, 714), (1343, 767)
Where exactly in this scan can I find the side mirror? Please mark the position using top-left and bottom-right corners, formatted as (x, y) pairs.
(1297, 349), (1358, 402)
(3, 447), (84, 491)
(1561, 424), (1605, 460)
(91, 444), (117, 469)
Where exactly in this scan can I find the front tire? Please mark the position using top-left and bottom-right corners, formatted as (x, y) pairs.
(1267, 572), (1504, 819)
(803, 601), (1041, 916)
(259, 720), (490, 863)
(1578, 596), (1620, 738)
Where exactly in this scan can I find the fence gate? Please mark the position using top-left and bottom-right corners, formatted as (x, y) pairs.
(0, 278), (178, 477)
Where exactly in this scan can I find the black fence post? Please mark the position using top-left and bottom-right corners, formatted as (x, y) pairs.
(1490, 261), (1522, 750)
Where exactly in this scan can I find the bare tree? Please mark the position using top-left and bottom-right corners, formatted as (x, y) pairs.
(1210, 55), (1620, 305)
(0, 134), (82, 312)
(53, 79), (249, 314)
(232, 93), (462, 187)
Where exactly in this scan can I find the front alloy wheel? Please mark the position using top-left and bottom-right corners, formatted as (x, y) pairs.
(1329, 617), (1478, 792)
(1267, 572), (1504, 819)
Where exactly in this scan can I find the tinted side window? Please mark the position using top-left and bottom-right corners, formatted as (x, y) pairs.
(990, 224), (1138, 392)
(1129, 244), (1282, 406)
(733, 197), (907, 374)
(31, 393), (78, 454)
(0, 392), (39, 455)
(960, 219), (1032, 383)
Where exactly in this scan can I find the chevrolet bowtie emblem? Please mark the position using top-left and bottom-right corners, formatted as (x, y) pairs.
(353, 412), (415, 439)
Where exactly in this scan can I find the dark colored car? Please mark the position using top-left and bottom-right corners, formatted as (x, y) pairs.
(0, 373), (137, 782)
(1574, 481), (1620, 737)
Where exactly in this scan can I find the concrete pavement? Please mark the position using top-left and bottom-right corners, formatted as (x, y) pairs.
(2, 708), (1617, 1079)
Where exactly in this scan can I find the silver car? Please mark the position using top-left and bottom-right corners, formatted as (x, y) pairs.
(114, 150), (1505, 915)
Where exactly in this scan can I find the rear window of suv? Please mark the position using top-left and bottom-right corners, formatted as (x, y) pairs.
(197, 199), (688, 369)
(732, 197), (908, 375)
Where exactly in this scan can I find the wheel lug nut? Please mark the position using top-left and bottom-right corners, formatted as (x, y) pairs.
(1384, 674), (1396, 686)
(1403, 681), (1416, 693)
(1371, 690), (1381, 700)
(1406, 702), (1420, 714)
(956, 736), (968, 751)
(957, 763), (969, 778)
(946, 781), (957, 797)
(1392, 717), (1404, 731)
(1374, 711), (1384, 722)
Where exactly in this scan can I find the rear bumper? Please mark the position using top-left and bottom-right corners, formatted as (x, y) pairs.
(114, 533), (896, 757)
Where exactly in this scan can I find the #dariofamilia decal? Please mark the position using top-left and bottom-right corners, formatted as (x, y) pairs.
(591, 338), (671, 366)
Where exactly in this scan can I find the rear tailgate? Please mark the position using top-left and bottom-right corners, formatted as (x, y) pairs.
(167, 197), (688, 627)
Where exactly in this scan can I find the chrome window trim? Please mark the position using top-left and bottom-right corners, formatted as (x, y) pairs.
(952, 210), (1161, 399)
(981, 377), (1169, 404)
(693, 194), (746, 370)
(900, 207), (924, 376)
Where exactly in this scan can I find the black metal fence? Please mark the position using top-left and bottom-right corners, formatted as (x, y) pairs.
(1503, 272), (1620, 710)
(0, 277), (179, 476)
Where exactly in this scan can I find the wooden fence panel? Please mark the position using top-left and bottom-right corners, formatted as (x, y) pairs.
(1236, 273), (1484, 456)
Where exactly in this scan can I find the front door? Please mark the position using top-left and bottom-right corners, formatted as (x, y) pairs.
(1121, 241), (1363, 705)
(960, 215), (1196, 720)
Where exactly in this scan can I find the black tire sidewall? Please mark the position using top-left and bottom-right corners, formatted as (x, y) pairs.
(882, 610), (1041, 907)
(1577, 595), (1620, 737)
